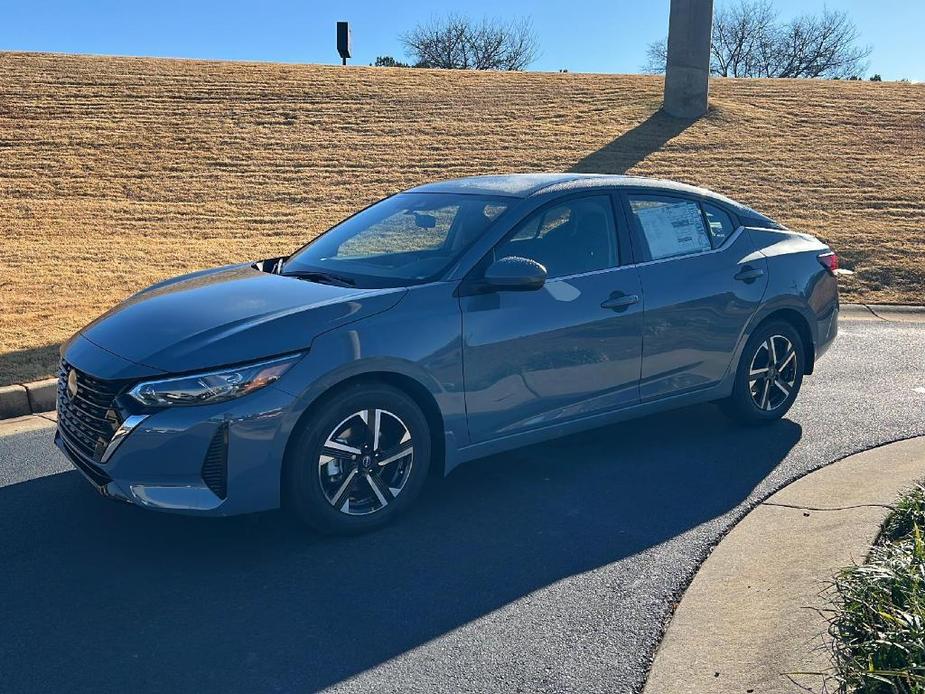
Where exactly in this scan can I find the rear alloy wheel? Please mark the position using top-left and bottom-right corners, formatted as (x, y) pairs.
(721, 321), (805, 424)
(285, 383), (431, 534)
(747, 334), (798, 412)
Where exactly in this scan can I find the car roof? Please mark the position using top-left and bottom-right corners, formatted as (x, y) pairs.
(405, 173), (739, 205)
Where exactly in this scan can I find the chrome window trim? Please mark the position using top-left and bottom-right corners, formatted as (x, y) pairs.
(543, 262), (639, 283)
(455, 258), (636, 298)
(100, 414), (148, 464)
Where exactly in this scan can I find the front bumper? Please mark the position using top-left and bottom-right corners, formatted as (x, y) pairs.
(55, 356), (304, 516)
(55, 430), (231, 511)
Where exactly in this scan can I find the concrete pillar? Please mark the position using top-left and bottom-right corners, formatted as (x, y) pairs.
(663, 0), (714, 119)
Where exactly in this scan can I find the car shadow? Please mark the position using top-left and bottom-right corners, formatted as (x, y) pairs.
(1, 404), (800, 693)
(569, 108), (698, 175)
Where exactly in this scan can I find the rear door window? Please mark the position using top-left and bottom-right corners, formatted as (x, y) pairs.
(628, 196), (712, 261)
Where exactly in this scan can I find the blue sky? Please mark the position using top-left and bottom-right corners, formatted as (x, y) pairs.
(3, 0), (922, 80)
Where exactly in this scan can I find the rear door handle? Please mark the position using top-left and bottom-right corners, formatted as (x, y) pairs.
(734, 267), (765, 283)
(601, 294), (640, 311)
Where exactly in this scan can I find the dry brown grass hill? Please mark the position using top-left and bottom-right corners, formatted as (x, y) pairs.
(1, 51), (923, 384)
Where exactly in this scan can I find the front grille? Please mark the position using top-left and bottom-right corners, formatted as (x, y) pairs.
(57, 431), (113, 487)
(57, 361), (123, 462)
(201, 424), (228, 499)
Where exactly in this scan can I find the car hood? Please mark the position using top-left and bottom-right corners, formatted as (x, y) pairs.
(78, 264), (406, 374)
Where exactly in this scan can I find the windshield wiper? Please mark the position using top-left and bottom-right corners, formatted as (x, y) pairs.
(281, 270), (356, 287)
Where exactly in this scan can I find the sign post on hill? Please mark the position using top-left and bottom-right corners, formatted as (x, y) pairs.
(337, 21), (351, 66)
(663, 0), (714, 118)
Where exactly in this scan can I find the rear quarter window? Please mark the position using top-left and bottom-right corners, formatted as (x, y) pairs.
(702, 202), (737, 248)
(739, 207), (785, 230)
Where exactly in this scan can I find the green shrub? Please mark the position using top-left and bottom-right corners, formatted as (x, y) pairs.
(882, 487), (925, 543)
(829, 486), (925, 692)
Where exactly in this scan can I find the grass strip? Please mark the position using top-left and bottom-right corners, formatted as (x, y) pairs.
(829, 485), (925, 692)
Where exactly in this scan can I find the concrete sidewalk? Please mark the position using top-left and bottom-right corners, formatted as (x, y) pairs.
(0, 410), (56, 436)
(644, 436), (925, 694)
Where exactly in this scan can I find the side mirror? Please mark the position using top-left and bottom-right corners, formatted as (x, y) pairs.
(480, 256), (547, 292)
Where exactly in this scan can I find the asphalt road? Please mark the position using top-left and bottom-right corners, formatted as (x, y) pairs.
(1, 318), (924, 694)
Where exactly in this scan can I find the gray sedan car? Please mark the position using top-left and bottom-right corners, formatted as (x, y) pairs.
(55, 174), (838, 533)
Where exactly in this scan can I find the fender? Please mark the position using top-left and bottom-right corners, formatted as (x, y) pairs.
(272, 350), (462, 480)
(726, 295), (820, 384)
(269, 280), (469, 480)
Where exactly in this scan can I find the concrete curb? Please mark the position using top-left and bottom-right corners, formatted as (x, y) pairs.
(838, 303), (880, 320)
(0, 304), (922, 420)
(841, 303), (925, 322)
(0, 384), (30, 419)
(0, 378), (56, 420)
(23, 378), (57, 413)
(868, 304), (925, 322)
(643, 436), (925, 694)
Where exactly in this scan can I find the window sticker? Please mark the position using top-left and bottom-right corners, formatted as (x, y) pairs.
(635, 202), (712, 260)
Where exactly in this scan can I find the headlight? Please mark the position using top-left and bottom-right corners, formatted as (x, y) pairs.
(128, 354), (302, 407)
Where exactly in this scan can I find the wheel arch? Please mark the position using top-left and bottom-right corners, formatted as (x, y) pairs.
(749, 307), (816, 374)
(281, 370), (448, 490)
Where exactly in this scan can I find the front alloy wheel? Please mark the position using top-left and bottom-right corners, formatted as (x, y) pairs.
(285, 383), (431, 534)
(319, 409), (414, 515)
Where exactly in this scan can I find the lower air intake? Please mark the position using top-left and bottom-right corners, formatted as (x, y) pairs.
(201, 424), (228, 499)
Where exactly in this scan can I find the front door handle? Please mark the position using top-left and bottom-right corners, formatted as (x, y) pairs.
(601, 293), (640, 311)
(734, 266), (765, 283)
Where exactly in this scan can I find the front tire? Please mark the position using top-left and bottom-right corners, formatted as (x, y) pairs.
(284, 383), (431, 534)
(721, 321), (805, 424)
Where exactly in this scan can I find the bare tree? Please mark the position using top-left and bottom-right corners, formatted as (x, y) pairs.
(401, 14), (539, 70)
(710, 0), (778, 77)
(773, 8), (871, 78)
(642, 0), (870, 79)
(642, 38), (669, 75)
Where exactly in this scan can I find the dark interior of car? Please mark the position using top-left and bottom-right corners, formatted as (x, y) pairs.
(497, 204), (615, 278)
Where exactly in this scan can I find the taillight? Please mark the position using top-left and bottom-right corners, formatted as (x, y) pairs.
(818, 251), (839, 275)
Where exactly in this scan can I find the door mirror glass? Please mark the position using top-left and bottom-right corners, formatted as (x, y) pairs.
(482, 256), (547, 292)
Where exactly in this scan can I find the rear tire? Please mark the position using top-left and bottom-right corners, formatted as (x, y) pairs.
(284, 383), (431, 534)
(720, 321), (805, 425)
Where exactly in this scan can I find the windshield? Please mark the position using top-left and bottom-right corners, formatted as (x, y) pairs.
(284, 193), (511, 288)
